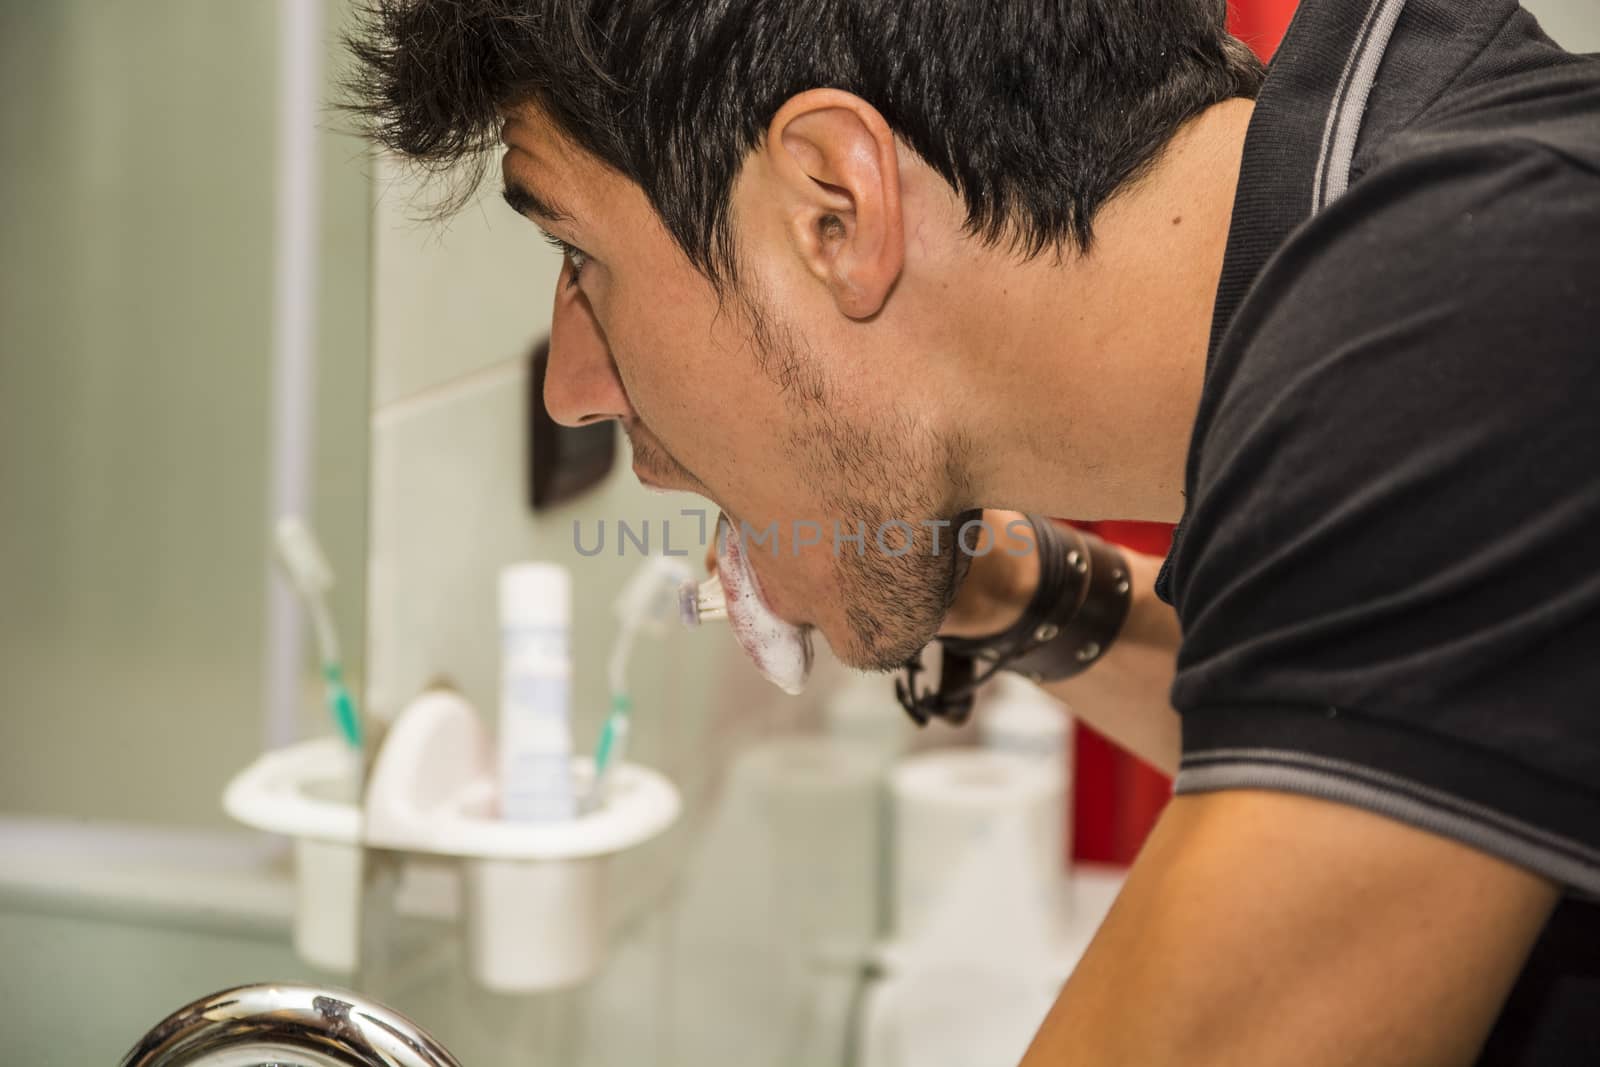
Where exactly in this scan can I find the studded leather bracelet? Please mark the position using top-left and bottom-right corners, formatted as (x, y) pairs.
(894, 515), (1133, 726)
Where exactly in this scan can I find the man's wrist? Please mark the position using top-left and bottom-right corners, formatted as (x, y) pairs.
(974, 519), (1132, 684)
(901, 517), (1133, 725)
(938, 537), (1041, 638)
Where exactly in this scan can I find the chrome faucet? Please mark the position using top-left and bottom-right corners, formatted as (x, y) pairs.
(120, 983), (463, 1067)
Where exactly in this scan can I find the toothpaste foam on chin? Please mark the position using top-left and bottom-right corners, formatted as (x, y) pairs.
(715, 514), (813, 695)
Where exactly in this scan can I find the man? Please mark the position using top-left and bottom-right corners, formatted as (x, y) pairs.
(348, 0), (1599, 1062)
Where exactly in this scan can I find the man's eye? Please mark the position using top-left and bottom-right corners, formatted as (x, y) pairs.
(541, 233), (589, 287)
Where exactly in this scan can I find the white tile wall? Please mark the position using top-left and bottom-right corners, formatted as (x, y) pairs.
(372, 159), (566, 409)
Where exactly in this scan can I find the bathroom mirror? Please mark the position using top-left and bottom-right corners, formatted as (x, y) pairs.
(0, 0), (373, 1058)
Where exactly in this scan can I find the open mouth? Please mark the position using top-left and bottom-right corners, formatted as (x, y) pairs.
(684, 513), (814, 694)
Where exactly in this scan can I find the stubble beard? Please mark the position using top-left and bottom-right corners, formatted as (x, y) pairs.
(739, 286), (974, 672)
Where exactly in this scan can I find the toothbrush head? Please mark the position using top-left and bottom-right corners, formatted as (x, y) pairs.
(678, 579), (702, 628)
(616, 555), (695, 635)
(679, 573), (730, 629)
(274, 516), (334, 597)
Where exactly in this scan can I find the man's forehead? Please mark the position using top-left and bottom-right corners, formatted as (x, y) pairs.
(500, 107), (610, 215)
(498, 101), (575, 159)
(500, 110), (578, 219)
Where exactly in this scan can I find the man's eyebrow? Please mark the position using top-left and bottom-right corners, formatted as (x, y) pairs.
(502, 178), (572, 224)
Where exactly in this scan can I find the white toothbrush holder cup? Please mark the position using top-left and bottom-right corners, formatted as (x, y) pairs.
(364, 689), (681, 993)
(223, 738), (364, 974)
(222, 689), (679, 992)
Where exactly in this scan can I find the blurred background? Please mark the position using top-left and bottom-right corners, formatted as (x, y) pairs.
(1, 1), (1594, 1064)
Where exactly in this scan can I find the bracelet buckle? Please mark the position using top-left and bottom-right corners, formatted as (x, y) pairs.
(893, 516), (1132, 727)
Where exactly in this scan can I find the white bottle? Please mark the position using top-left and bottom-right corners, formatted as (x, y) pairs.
(499, 562), (576, 821)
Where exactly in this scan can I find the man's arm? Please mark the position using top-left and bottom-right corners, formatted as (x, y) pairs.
(948, 516), (1560, 1062)
(1020, 789), (1558, 1067)
(943, 511), (1182, 773)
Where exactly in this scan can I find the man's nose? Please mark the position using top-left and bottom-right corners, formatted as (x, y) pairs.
(545, 260), (631, 428)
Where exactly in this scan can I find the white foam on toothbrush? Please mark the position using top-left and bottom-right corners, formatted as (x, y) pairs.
(686, 513), (813, 694)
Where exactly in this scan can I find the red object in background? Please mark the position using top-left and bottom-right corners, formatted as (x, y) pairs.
(1068, 0), (1299, 867)
(1069, 521), (1179, 865)
(1230, 0), (1301, 62)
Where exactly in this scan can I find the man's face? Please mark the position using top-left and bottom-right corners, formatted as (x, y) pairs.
(501, 107), (975, 671)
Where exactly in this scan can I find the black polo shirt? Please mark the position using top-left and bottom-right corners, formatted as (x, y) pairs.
(1154, 0), (1600, 1060)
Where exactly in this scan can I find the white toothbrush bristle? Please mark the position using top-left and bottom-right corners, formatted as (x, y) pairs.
(683, 574), (727, 625)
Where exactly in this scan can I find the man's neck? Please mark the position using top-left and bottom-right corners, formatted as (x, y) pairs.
(957, 98), (1254, 522)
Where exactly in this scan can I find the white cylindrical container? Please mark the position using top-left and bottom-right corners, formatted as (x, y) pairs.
(978, 675), (1074, 874)
(498, 563), (576, 822)
(465, 856), (605, 992)
(292, 838), (361, 974)
(889, 748), (1065, 948)
(729, 736), (885, 964)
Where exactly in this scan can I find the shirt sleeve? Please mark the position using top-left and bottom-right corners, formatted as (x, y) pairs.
(1165, 137), (1600, 894)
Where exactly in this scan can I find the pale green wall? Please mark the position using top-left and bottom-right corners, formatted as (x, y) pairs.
(0, 1), (372, 828)
(0, 905), (314, 1063)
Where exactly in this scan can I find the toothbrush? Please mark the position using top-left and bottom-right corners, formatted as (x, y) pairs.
(586, 627), (639, 812)
(678, 574), (728, 626)
(273, 516), (363, 749)
(678, 514), (813, 694)
(586, 693), (633, 813)
(587, 556), (693, 810)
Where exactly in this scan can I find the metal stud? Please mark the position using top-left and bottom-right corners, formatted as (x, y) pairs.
(1033, 622), (1060, 642)
(1075, 641), (1101, 663)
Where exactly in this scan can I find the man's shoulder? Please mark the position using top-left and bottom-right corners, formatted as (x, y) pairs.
(1285, 122), (1595, 305)
(1176, 117), (1599, 652)
(1204, 127), (1598, 460)
(1162, 113), (1600, 891)
(1356, 0), (1600, 182)
(1401, 15), (1600, 167)
(1156, 0), (1600, 926)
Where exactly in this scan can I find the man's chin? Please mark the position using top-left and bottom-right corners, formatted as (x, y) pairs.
(818, 605), (942, 673)
(828, 531), (972, 672)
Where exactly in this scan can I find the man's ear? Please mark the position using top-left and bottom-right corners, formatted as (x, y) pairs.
(763, 89), (905, 320)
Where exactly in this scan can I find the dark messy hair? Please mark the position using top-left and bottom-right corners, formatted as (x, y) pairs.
(346, 0), (1262, 286)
